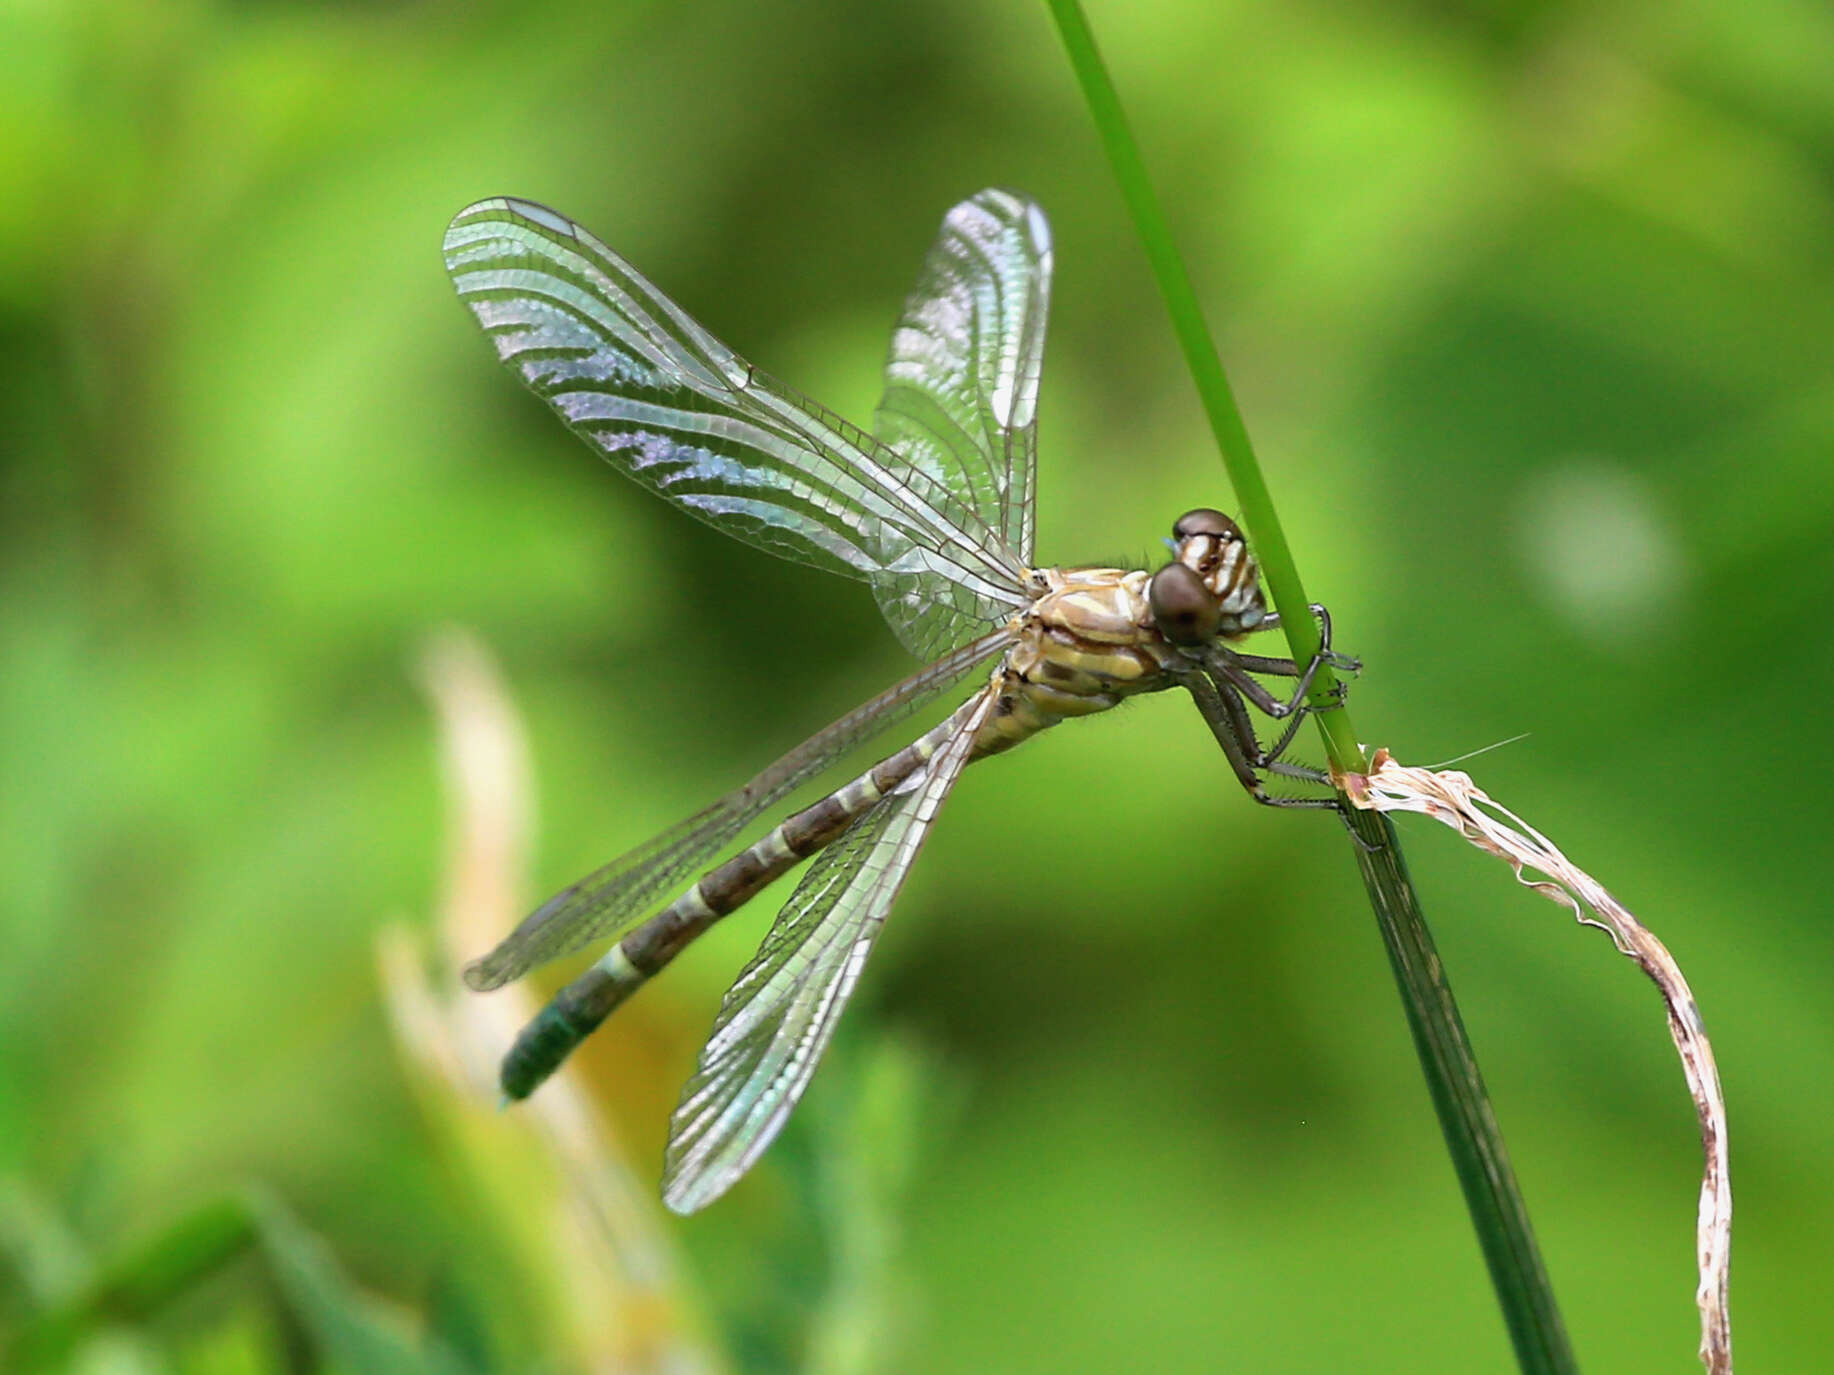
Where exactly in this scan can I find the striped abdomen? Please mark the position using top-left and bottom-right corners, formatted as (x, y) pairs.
(499, 708), (963, 1100)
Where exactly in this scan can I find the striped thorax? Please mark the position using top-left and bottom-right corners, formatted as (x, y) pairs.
(975, 567), (1162, 755)
(974, 508), (1270, 756)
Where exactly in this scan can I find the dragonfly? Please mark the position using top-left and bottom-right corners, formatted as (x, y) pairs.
(442, 189), (1353, 1213)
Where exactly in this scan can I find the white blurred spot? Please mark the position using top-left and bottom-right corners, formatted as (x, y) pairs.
(1515, 458), (1686, 646)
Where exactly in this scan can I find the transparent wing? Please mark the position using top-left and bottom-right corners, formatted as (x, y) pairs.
(444, 197), (1031, 658)
(876, 188), (1052, 571)
(462, 630), (1011, 991)
(660, 689), (994, 1214)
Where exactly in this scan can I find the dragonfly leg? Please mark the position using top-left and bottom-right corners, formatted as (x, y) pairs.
(1203, 641), (1330, 722)
(1236, 671), (1333, 784)
(1173, 666), (1339, 810)
(1201, 598), (1357, 730)
(1250, 604), (1362, 674)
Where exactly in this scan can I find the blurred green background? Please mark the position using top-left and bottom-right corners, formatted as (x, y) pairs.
(6, 0), (1832, 1370)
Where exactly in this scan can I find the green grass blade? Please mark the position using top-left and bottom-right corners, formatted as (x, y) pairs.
(1347, 806), (1578, 1372)
(1043, 3), (1577, 1370)
(7, 1194), (255, 1370)
(1041, 0), (1360, 766)
(5, 1191), (477, 1374)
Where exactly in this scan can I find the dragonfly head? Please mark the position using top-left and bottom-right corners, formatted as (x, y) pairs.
(1149, 508), (1267, 644)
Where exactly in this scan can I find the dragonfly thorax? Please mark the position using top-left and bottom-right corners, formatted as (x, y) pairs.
(973, 508), (1271, 759)
(973, 566), (1175, 758)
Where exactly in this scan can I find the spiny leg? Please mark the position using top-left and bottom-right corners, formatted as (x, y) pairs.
(1204, 644), (1334, 726)
(1232, 607), (1385, 839)
(1204, 661), (1335, 786)
(1250, 604), (1361, 673)
(1200, 602), (1355, 729)
(1173, 667), (1338, 810)
(1201, 634), (1346, 732)
(1171, 594), (1366, 808)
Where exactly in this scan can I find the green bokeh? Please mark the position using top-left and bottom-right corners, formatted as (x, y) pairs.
(5, 0), (1831, 1370)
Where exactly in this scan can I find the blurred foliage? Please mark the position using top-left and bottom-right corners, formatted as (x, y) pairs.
(4, 0), (1833, 1370)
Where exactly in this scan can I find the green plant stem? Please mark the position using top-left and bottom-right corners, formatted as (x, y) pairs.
(1043, 3), (1577, 1372)
(1346, 806), (1577, 1372)
(1042, 0), (1358, 772)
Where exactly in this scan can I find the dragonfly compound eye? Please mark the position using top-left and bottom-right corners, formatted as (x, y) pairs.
(1149, 561), (1223, 645)
(1171, 507), (1241, 542)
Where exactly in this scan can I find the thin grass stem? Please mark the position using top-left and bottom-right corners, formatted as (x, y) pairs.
(1042, 4), (1578, 1370)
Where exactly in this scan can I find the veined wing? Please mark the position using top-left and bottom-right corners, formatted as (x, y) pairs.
(661, 689), (995, 1214)
(462, 630), (1011, 992)
(443, 197), (1031, 659)
(876, 188), (1052, 581)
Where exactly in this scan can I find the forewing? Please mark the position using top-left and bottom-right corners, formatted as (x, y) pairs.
(875, 188), (1052, 576)
(462, 630), (1011, 991)
(660, 690), (994, 1214)
(444, 198), (1030, 656)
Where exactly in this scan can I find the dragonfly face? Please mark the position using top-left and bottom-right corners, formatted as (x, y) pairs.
(1165, 506), (1268, 638)
(444, 190), (1348, 1212)
(1149, 560), (1225, 646)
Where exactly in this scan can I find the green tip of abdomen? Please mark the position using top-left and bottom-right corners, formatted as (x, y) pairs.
(495, 951), (646, 1102)
(499, 1002), (588, 1101)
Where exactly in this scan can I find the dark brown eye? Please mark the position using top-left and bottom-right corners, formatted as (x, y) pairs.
(1171, 507), (1241, 542)
(1149, 562), (1222, 645)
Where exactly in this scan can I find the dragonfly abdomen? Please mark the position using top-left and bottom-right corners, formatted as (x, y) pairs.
(499, 947), (647, 1100)
(498, 707), (966, 1102)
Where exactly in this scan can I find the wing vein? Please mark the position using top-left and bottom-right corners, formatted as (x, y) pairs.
(659, 689), (995, 1213)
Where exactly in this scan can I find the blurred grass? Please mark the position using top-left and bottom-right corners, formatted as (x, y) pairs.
(5, 0), (1834, 1370)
